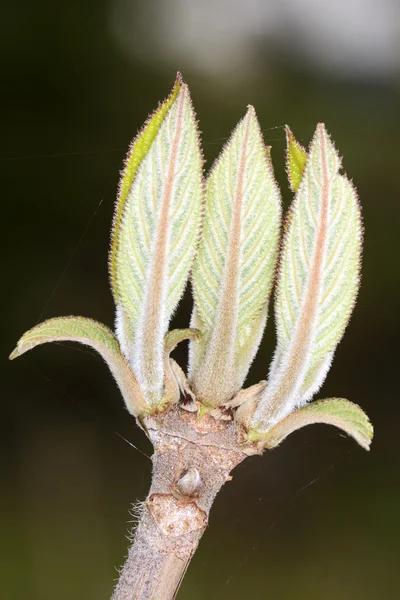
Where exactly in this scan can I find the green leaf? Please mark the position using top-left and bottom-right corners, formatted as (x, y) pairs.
(252, 124), (362, 430)
(111, 75), (204, 406)
(9, 317), (147, 417)
(250, 398), (373, 451)
(285, 126), (307, 192)
(190, 106), (281, 407)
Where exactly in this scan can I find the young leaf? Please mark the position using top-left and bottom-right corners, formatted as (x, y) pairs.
(286, 126), (307, 192)
(111, 75), (203, 406)
(250, 398), (373, 451)
(9, 317), (147, 416)
(190, 107), (281, 407)
(252, 124), (362, 430)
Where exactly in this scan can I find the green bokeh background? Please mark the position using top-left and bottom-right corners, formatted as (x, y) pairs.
(2, 1), (399, 598)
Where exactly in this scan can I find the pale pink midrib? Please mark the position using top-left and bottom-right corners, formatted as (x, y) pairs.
(200, 112), (251, 400)
(265, 126), (331, 422)
(139, 86), (186, 398)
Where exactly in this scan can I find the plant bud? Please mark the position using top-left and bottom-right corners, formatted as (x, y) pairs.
(176, 468), (202, 497)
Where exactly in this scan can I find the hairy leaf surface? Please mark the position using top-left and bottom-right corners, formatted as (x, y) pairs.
(109, 75), (181, 298)
(253, 124), (362, 430)
(190, 106), (281, 406)
(251, 398), (373, 451)
(112, 77), (203, 406)
(10, 317), (146, 416)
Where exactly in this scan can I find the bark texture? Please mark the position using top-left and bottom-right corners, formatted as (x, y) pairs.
(111, 408), (249, 600)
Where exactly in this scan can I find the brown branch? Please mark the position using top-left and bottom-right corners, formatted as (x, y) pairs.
(111, 409), (249, 600)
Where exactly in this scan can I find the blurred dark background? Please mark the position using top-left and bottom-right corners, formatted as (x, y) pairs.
(2, 1), (400, 598)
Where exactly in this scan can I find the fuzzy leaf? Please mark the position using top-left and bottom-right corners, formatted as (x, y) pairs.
(111, 75), (203, 406)
(250, 398), (373, 451)
(253, 124), (362, 430)
(9, 317), (147, 416)
(190, 106), (281, 407)
(286, 126), (307, 192)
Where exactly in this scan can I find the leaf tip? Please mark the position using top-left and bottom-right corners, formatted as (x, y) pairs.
(314, 122), (342, 167)
(285, 124), (295, 142)
(243, 105), (259, 128)
(9, 347), (19, 360)
(171, 72), (183, 96)
(362, 419), (374, 451)
(315, 122), (332, 144)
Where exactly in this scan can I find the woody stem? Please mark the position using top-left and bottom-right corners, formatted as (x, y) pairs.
(111, 409), (246, 600)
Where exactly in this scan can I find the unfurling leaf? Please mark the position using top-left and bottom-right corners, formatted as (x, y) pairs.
(190, 106), (281, 407)
(252, 124), (362, 431)
(111, 74), (203, 407)
(9, 317), (147, 416)
(250, 398), (373, 451)
(285, 126), (307, 193)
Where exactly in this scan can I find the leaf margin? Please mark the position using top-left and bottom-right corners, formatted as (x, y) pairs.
(248, 397), (373, 451)
(109, 73), (182, 301)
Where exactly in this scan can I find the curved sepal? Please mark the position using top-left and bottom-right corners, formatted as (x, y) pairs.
(190, 106), (281, 407)
(162, 329), (201, 408)
(249, 398), (373, 451)
(165, 328), (201, 355)
(9, 317), (147, 417)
